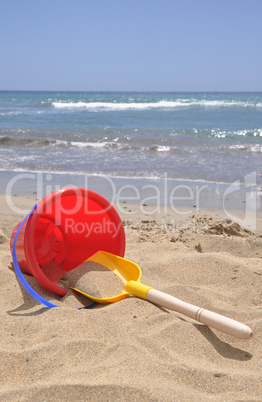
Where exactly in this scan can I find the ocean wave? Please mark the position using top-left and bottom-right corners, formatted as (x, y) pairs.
(149, 145), (171, 152)
(0, 133), (178, 155)
(0, 111), (24, 116)
(52, 100), (184, 110)
(70, 141), (172, 152)
(52, 99), (260, 110)
(70, 141), (112, 149)
(249, 145), (262, 153)
(1, 134), (261, 155)
(210, 129), (262, 138)
(0, 134), (174, 153)
(229, 144), (262, 153)
(0, 135), (67, 148)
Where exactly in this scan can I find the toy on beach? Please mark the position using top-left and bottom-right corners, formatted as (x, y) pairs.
(70, 251), (253, 340)
(10, 188), (125, 296)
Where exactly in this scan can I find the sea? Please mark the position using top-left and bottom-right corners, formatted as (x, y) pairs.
(0, 91), (262, 184)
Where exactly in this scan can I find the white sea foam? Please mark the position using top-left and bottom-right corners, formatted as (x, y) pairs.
(229, 144), (262, 152)
(229, 145), (248, 151)
(250, 145), (262, 152)
(156, 145), (170, 152)
(67, 140), (172, 153)
(70, 141), (108, 148)
(211, 129), (262, 138)
(254, 129), (262, 136)
(52, 99), (256, 110)
(52, 101), (183, 110)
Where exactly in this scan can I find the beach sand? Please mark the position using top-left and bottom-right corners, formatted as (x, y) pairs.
(0, 192), (262, 401)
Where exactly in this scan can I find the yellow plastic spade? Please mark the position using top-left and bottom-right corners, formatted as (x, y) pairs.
(70, 251), (253, 340)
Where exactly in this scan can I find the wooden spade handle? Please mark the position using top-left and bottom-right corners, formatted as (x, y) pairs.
(147, 289), (253, 340)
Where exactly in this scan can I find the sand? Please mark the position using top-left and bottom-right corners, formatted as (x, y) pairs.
(0, 193), (262, 401)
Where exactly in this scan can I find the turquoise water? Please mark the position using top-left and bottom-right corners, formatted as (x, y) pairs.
(0, 91), (262, 183)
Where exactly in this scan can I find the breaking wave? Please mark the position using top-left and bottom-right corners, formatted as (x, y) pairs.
(0, 135), (68, 147)
(52, 99), (262, 110)
(1, 134), (261, 154)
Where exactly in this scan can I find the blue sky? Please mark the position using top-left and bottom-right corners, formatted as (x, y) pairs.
(1, 0), (261, 91)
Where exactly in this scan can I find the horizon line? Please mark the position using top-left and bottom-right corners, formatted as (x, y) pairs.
(1, 89), (262, 94)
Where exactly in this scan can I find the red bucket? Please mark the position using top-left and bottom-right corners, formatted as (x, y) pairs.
(10, 188), (125, 296)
